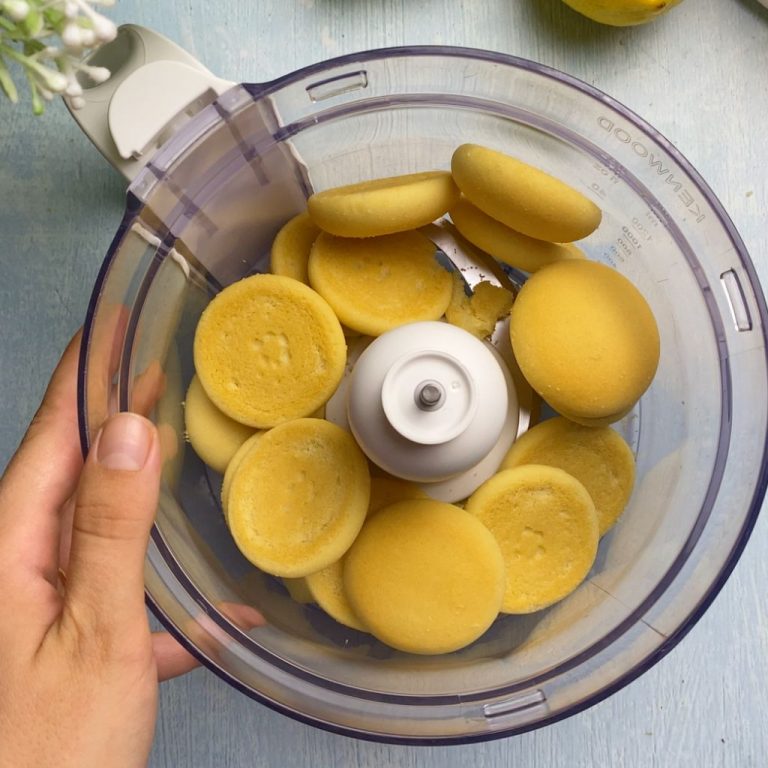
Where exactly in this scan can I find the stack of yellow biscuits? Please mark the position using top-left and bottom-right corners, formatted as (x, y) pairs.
(445, 142), (659, 424)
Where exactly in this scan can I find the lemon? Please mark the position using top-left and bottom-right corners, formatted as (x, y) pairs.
(561, 0), (683, 26)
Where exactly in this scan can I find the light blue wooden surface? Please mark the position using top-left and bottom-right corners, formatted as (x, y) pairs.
(2, 0), (768, 765)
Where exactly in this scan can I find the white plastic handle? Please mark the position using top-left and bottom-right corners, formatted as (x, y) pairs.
(65, 24), (235, 181)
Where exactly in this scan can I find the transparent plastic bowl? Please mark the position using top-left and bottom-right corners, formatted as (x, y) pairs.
(78, 47), (768, 743)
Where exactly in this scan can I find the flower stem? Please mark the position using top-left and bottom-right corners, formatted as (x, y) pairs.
(1, 40), (66, 90)
(23, 64), (44, 114)
(0, 53), (19, 101)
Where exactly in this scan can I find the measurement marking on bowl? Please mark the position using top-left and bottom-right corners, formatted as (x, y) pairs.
(630, 216), (654, 242)
(596, 117), (706, 224)
(306, 70), (368, 102)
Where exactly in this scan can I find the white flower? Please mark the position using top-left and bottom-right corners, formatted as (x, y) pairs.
(81, 63), (110, 83)
(92, 15), (116, 42)
(2, 1), (29, 22)
(62, 21), (84, 49)
(1, 0), (118, 113)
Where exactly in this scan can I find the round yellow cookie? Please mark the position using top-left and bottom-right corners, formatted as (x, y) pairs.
(563, 243), (588, 259)
(343, 500), (505, 654)
(555, 406), (632, 429)
(221, 431), (262, 519)
(368, 476), (428, 516)
(509, 259), (660, 424)
(450, 197), (585, 273)
(451, 144), (602, 243)
(194, 274), (347, 428)
(501, 417), (635, 535)
(184, 375), (256, 474)
(308, 231), (453, 336)
(466, 465), (599, 613)
(270, 211), (321, 284)
(282, 577), (314, 604)
(305, 559), (367, 631)
(308, 171), (459, 238)
(227, 419), (370, 577)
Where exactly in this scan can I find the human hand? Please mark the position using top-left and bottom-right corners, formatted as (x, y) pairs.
(0, 332), (199, 768)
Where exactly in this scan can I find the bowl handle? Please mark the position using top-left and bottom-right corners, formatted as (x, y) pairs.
(65, 24), (235, 181)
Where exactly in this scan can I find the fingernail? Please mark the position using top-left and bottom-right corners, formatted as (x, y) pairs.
(96, 413), (153, 470)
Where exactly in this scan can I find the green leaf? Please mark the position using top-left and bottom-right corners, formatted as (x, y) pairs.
(0, 55), (19, 102)
(23, 38), (45, 55)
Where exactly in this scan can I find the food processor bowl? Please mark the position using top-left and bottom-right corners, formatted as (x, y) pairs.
(77, 41), (768, 743)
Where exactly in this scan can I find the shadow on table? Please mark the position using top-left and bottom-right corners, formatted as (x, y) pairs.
(734, 0), (768, 19)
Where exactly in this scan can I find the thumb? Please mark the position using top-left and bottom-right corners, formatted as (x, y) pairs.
(64, 413), (161, 638)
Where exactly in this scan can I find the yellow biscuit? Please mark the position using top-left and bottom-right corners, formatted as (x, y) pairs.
(227, 419), (370, 577)
(308, 171), (460, 238)
(509, 260), (660, 423)
(269, 211), (320, 284)
(450, 197), (585, 272)
(466, 466), (599, 613)
(368, 476), (428, 515)
(194, 274), (347, 428)
(556, 405), (632, 428)
(308, 231), (453, 336)
(342, 325), (362, 338)
(184, 375), (256, 474)
(221, 431), (262, 519)
(451, 144), (602, 242)
(563, 243), (588, 259)
(501, 417), (635, 535)
(305, 559), (367, 631)
(343, 500), (505, 654)
(282, 577), (314, 604)
(445, 275), (514, 338)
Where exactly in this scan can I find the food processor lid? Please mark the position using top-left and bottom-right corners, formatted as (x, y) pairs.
(347, 321), (511, 482)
